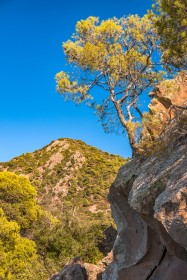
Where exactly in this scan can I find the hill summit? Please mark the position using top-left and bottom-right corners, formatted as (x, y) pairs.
(0, 138), (126, 218)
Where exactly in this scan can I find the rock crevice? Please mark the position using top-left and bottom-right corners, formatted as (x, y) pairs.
(145, 247), (167, 280)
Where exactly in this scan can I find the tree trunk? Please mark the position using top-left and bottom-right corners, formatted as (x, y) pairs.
(128, 134), (138, 156)
(112, 98), (138, 155)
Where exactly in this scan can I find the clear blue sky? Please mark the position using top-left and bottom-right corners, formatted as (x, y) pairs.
(0, 0), (153, 162)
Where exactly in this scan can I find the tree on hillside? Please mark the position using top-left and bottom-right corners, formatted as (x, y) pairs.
(0, 172), (41, 231)
(56, 15), (164, 154)
(152, 0), (187, 70)
(0, 208), (37, 280)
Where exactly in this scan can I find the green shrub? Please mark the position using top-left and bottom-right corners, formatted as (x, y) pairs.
(0, 172), (41, 231)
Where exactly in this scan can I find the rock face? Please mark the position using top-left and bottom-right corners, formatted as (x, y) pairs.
(149, 71), (187, 112)
(50, 258), (88, 280)
(138, 72), (187, 154)
(103, 131), (187, 279)
(50, 254), (113, 280)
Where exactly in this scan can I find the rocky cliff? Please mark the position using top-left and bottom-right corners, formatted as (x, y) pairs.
(102, 115), (187, 279)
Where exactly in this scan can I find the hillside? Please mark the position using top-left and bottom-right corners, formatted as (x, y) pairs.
(0, 138), (126, 219)
(0, 138), (127, 278)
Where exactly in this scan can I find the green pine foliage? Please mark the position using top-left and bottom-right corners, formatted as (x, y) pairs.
(152, 0), (187, 70)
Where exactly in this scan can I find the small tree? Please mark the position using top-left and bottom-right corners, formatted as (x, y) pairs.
(0, 172), (41, 231)
(0, 208), (37, 280)
(56, 15), (164, 154)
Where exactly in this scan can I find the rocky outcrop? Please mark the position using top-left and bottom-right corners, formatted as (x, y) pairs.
(50, 254), (113, 280)
(149, 71), (187, 111)
(138, 72), (187, 154)
(50, 258), (88, 280)
(103, 129), (187, 279)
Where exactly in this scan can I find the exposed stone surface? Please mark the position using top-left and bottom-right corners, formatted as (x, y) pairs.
(84, 252), (113, 280)
(50, 258), (88, 280)
(99, 226), (117, 256)
(118, 251), (187, 280)
(149, 71), (187, 112)
(50, 254), (113, 280)
(103, 131), (187, 279)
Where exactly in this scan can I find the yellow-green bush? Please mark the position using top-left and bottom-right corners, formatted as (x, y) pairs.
(0, 208), (37, 279)
(0, 172), (41, 231)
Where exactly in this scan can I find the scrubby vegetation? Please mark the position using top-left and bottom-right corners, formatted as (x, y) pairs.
(1, 1), (186, 279)
(0, 173), (46, 279)
(1, 139), (126, 215)
(0, 207), (38, 280)
(0, 172), (40, 231)
(0, 140), (126, 279)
